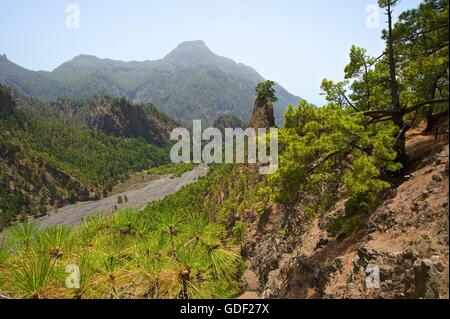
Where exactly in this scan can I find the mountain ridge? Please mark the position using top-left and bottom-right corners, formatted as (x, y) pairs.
(0, 41), (301, 125)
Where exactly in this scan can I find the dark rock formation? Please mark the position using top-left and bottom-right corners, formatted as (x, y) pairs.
(249, 97), (275, 130)
(88, 97), (175, 147)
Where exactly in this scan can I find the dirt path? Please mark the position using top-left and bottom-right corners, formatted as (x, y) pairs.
(36, 164), (209, 229)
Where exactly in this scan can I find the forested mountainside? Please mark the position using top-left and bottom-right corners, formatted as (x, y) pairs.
(213, 114), (248, 134)
(14, 94), (178, 147)
(0, 41), (301, 126)
(0, 0), (448, 300)
(0, 85), (172, 228)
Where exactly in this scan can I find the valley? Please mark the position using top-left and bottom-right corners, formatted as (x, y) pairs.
(0, 84), (174, 228)
(0, 0), (448, 301)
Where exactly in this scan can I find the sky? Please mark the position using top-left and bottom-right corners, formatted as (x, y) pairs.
(0, 0), (423, 105)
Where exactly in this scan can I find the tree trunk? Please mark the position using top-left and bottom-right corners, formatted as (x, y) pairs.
(386, 1), (401, 112)
(386, 0), (407, 168)
(425, 106), (435, 133)
(393, 114), (408, 167)
(425, 79), (439, 133)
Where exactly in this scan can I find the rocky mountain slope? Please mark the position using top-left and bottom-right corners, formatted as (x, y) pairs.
(240, 118), (449, 299)
(0, 140), (94, 229)
(0, 41), (301, 125)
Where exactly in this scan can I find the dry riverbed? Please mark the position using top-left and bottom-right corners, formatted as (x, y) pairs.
(36, 164), (209, 229)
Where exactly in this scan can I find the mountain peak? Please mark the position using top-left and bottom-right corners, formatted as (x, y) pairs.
(176, 40), (207, 48)
(70, 54), (102, 64)
(163, 40), (216, 65)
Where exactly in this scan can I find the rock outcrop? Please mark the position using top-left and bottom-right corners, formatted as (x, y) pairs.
(249, 97), (275, 129)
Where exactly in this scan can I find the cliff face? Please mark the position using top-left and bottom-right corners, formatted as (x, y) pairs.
(0, 85), (15, 117)
(87, 97), (175, 147)
(13, 94), (177, 147)
(249, 97), (275, 129)
(240, 118), (449, 299)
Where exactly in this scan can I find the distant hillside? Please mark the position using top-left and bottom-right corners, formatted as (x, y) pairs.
(0, 41), (301, 125)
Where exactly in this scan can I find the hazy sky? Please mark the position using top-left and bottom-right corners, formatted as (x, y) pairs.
(0, 0), (422, 105)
